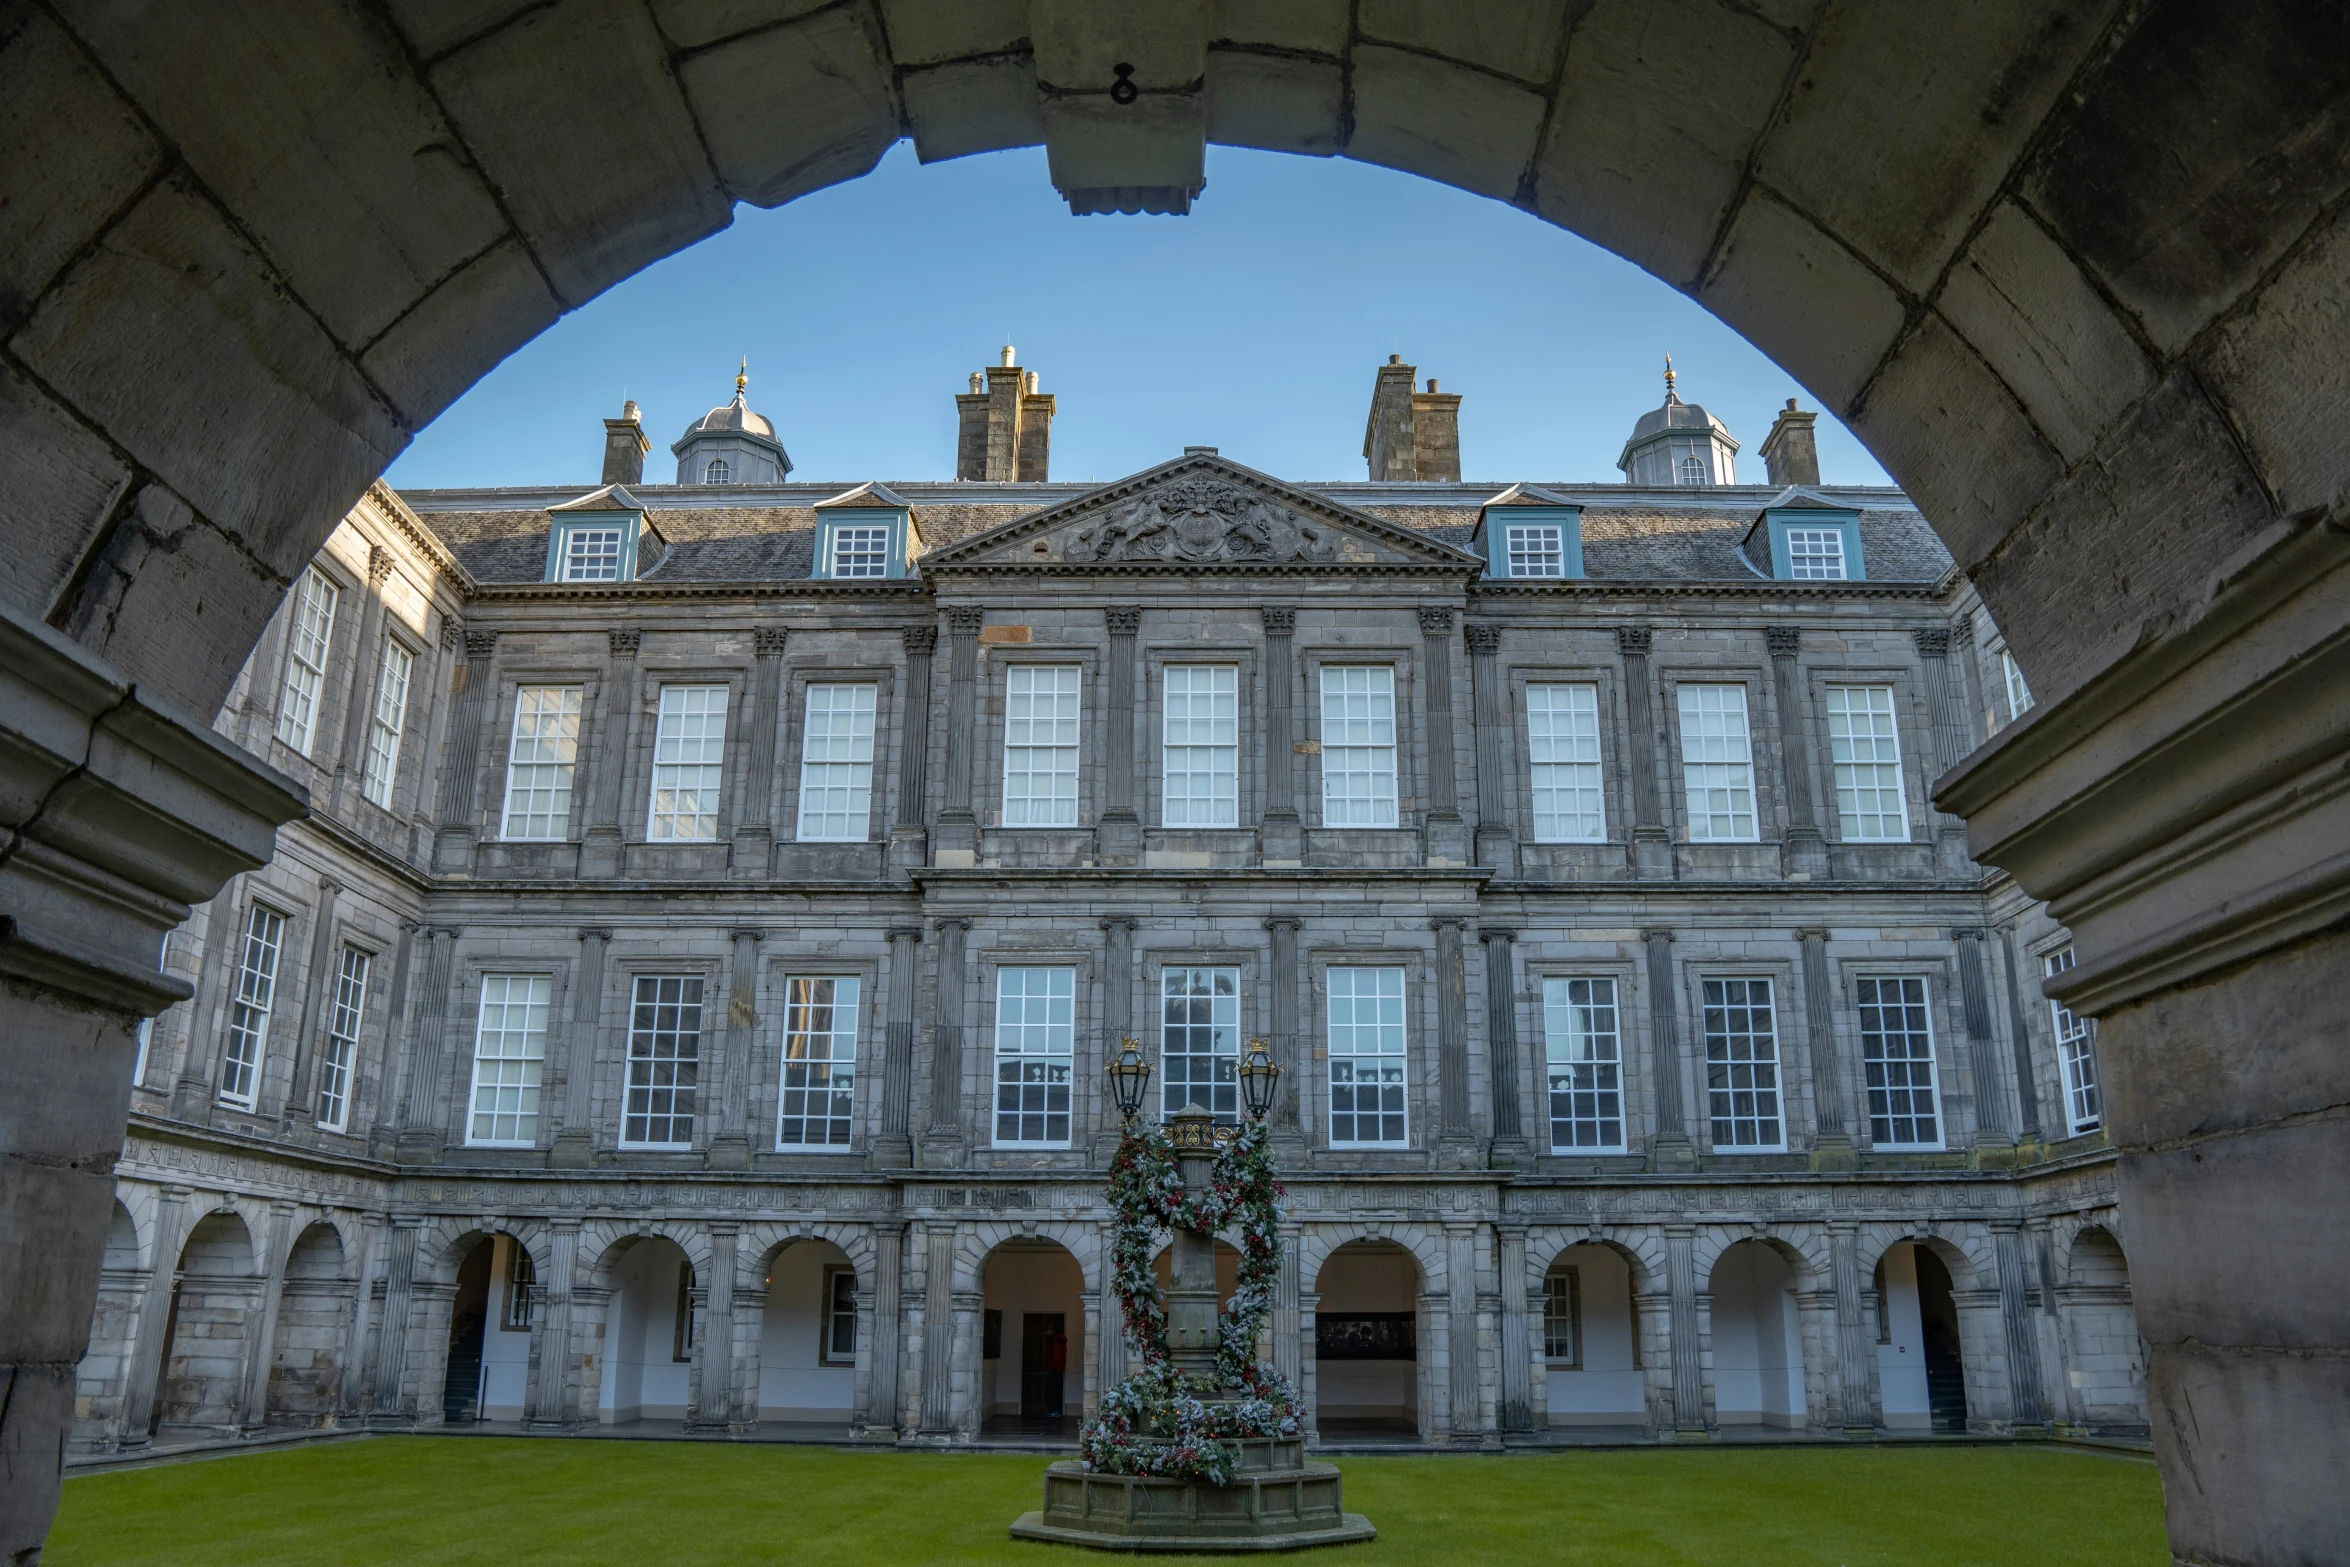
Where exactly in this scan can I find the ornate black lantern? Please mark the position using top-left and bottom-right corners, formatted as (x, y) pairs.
(1107, 1036), (1151, 1123)
(1238, 1037), (1282, 1121)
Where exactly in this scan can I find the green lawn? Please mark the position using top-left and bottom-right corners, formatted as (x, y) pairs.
(48, 1438), (2165, 1566)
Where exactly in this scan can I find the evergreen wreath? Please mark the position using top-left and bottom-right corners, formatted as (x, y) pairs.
(1077, 1118), (1301, 1484)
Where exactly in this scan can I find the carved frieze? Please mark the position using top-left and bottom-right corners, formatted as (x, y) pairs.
(1072, 478), (1338, 564)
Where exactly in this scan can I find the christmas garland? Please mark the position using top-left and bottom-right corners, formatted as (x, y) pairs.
(1078, 1119), (1301, 1485)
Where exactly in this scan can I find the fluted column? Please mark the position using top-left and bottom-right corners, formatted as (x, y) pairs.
(548, 927), (608, 1169)
(922, 918), (972, 1161)
(1420, 608), (1468, 865)
(1644, 930), (1696, 1169)
(1465, 621), (1515, 872)
(1098, 607), (1142, 863)
(862, 1221), (905, 1435)
(239, 1200), (297, 1429)
(366, 1216), (424, 1426)
(1914, 628), (1973, 873)
(431, 628), (497, 871)
(1828, 1222), (1878, 1433)
(1264, 917), (1303, 1145)
(1259, 607), (1302, 863)
(689, 1224), (739, 1429)
(329, 546), (394, 812)
(918, 1221), (957, 1433)
(1997, 927), (2044, 1142)
(116, 1185), (193, 1447)
(1272, 1221), (1303, 1390)
(527, 1220), (580, 1428)
(583, 627), (639, 877)
(1955, 927), (2014, 1157)
(1095, 916), (1138, 1157)
(874, 926), (922, 1168)
(889, 625), (938, 873)
(1993, 1221), (2049, 1430)
(1443, 1223), (1481, 1438)
(1482, 928), (1528, 1168)
(1666, 1225), (1703, 1433)
(1766, 626), (1828, 877)
(935, 607), (985, 863)
(731, 628), (786, 879)
(706, 928), (762, 1169)
(1433, 916), (1477, 1167)
(277, 872), (344, 1127)
(1497, 1223), (1534, 1430)
(1798, 929), (1854, 1169)
(393, 926), (459, 1165)
(1619, 626), (1672, 877)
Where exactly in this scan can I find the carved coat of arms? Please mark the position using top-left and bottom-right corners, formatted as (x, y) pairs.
(1072, 479), (1338, 564)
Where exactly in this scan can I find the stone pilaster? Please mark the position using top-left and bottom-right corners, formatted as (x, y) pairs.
(1992, 1220), (2048, 1433)
(1264, 917), (1305, 1156)
(432, 628), (497, 873)
(1914, 628), (1974, 874)
(1465, 621), (1516, 873)
(730, 627), (786, 879)
(581, 627), (639, 878)
(115, 1186), (193, 1448)
(689, 1224), (739, 1430)
(918, 1222), (957, 1434)
(1097, 606), (1142, 864)
(889, 624), (938, 874)
(393, 927), (459, 1165)
(1765, 626), (1828, 877)
(1419, 608), (1467, 865)
(1797, 929), (1854, 1169)
(1094, 916), (1137, 1159)
(921, 918), (972, 1164)
(366, 1216), (424, 1427)
(277, 872), (344, 1128)
(1618, 626), (1672, 878)
(934, 607), (985, 865)
(1432, 916), (1478, 1169)
(239, 1201), (297, 1429)
(1258, 607), (1302, 864)
(705, 928), (762, 1169)
(328, 546), (393, 813)
(1496, 1223), (1534, 1431)
(547, 927), (608, 1169)
(1665, 1225), (1704, 1435)
(1442, 1223), (1481, 1441)
(527, 1220), (580, 1428)
(1643, 930), (1696, 1170)
(873, 926), (922, 1169)
(1828, 1222), (1878, 1434)
(1954, 927), (2014, 1162)
(1480, 928), (1529, 1169)
(1996, 926), (2044, 1142)
(861, 1221), (905, 1437)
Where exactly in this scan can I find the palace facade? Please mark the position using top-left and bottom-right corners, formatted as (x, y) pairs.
(73, 356), (2144, 1455)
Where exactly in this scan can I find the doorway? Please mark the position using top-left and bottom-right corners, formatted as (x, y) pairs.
(1914, 1247), (1968, 1433)
(440, 1240), (492, 1423)
(1020, 1313), (1068, 1419)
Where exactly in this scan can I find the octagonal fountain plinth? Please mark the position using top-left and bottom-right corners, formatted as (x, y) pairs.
(1011, 1436), (1375, 1552)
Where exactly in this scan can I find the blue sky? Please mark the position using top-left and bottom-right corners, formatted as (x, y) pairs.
(384, 142), (1896, 492)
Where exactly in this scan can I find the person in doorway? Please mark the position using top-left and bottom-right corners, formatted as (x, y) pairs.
(1044, 1325), (1069, 1418)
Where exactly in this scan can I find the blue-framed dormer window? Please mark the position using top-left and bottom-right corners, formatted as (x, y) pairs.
(812, 484), (922, 580)
(546, 513), (645, 583)
(1765, 508), (1863, 581)
(1474, 493), (1583, 580)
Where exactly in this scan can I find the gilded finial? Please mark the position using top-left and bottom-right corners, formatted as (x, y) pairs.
(1663, 353), (1678, 401)
(734, 356), (748, 400)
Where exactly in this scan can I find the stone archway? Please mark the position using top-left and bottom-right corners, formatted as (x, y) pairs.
(5, 7), (2348, 1561)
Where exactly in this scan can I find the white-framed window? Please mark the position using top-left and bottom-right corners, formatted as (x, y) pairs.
(1160, 966), (1239, 1124)
(273, 568), (340, 755)
(795, 683), (878, 842)
(1002, 665), (1081, 827)
(360, 640), (412, 809)
(1542, 1270), (1581, 1364)
(466, 974), (550, 1147)
(1857, 976), (1940, 1149)
(1506, 524), (1565, 578)
(1542, 976), (1623, 1152)
(821, 1265), (858, 1363)
(648, 685), (728, 841)
(1702, 977), (1783, 1150)
(2002, 650), (2035, 722)
(218, 904), (286, 1108)
(1527, 683), (1605, 842)
(1826, 685), (1908, 842)
(1784, 527), (1847, 580)
(314, 945), (370, 1133)
(776, 976), (859, 1150)
(1677, 684), (1757, 841)
(993, 966), (1075, 1146)
(559, 525), (626, 582)
(1320, 666), (1399, 828)
(830, 524), (891, 578)
(1162, 666), (1239, 828)
(704, 459), (730, 484)
(623, 974), (703, 1149)
(500, 686), (583, 840)
(1327, 965), (1408, 1147)
(2045, 947), (2101, 1135)
(503, 1244), (535, 1332)
(1675, 454), (1707, 486)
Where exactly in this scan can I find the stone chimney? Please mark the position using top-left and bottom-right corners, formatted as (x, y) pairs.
(602, 399), (650, 485)
(956, 346), (1055, 481)
(1362, 356), (1462, 481)
(1760, 398), (1821, 487)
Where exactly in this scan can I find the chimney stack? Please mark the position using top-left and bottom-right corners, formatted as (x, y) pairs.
(1760, 398), (1821, 487)
(602, 399), (650, 485)
(956, 347), (1055, 481)
(1362, 356), (1462, 482)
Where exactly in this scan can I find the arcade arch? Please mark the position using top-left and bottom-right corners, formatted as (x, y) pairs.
(1705, 1239), (1813, 1431)
(1872, 1239), (1977, 1434)
(265, 1221), (351, 1427)
(591, 1233), (698, 1427)
(2061, 1226), (2145, 1435)
(1538, 1241), (1647, 1430)
(152, 1209), (259, 1435)
(979, 1237), (1086, 1431)
(752, 1236), (860, 1428)
(1311, 1239), (1423, 1441)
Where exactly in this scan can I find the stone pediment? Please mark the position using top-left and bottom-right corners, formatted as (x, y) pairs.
(924, 455), (1482, 571)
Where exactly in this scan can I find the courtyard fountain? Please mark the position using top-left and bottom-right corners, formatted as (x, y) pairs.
(1010, 1039), (1376, 1552)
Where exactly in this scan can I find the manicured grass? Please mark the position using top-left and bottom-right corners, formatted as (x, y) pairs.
(48, 1438), (2164, 1566)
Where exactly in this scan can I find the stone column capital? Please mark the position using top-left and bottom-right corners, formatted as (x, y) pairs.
(1463, 621), (1502, 655)
(886, 925), (925, 944)
(1104, 605), (1143, 636)
(1263, 916), (1301, 932)
(730, 928), (765, 944)
(1914, 627), (1952, 659)
(902, 624), (938, 655)
(464, 628), (499, 660)
(1641, 928), (1675, 945)
(607, 627), (641, 657)
(753, 627), (788, 658)
(1764, 625), (1803, 657)
(1480, 927), (1517, 945)
(946, 606), (987, 637)
(1417, 606), (1455, 636)
(934, 917), (971, 935)
(367, 544), (395, 586)
(1617, 625), (1653, 656)
(1100, 915), (1139, 933)
(1793, 927), (1829, 943)
(1260, 606), (1296, 636)
(577, 926), (611, 943)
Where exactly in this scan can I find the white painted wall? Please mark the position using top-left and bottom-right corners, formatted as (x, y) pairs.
(1313, 1246), (1418, 1421)
(598, 1238), (691, 1423)
(1709, 1242), (1803, 1427)
(1545, 1245), (1644, 1424)
(479, 1234), (533, 1420)
(757, 1240), (855, 1422)
(1875, 1243), (1931, 1428)
(980, 1244), (1086, 1418)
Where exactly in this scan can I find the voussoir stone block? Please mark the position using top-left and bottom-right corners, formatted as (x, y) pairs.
(1698, 188), (1906, 415)
(1347, 44), (1546, 203)
(428, 0), (732, 307)
(1531, 0), (1794, 291)
(1206, 0), (1346, 56)
(361, 236), (563, 429)
(0, 360), (128, 622)
(681, 5), (900, 208)
(1357, 0), (1566, 85)
(58, 0), (509, 349)
(2195, 195), (2350, 517)
(876, 0), (1026, 66)
(648, 0), (838, 51)
(1205, 48), (1342, 158)
(1938, 200), (2156, 463)
(902, 55), (1043, 164)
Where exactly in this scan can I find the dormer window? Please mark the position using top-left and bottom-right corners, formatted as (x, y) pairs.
(1506, 524), (1566, 578)
(830, 525), (891, 578)
(1475, 489), (1583, 580)
(705, 459), (730, 484)
(544, 485), (657, 584)
(812, 483), (921, 581)
(560, 524), (626, 582)
(1758, 497), (1864, 582)
(1783, 527), (1846, 580)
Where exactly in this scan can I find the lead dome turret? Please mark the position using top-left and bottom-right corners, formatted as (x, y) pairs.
(1616, 356), (1739, 486)
(672, 359), (791, 484)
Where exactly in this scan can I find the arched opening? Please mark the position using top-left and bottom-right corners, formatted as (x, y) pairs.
(440, 1232), (535, 1424)
(1313, 1240), (1421, 1442)
(73, 1202), (146, 1448)
(266, 1221), (349, 1427)
(1875, 1241), (1969, 1434)
(1707, 1240), (1805, 1430)
(756, 1238), (858, 1430)
(596, 1235), (696, 1426)
(1541, 1242), (1644, 1430)
(2063, 1227), (2146, 1435)
(980, 1237), (1085, 1435)
(153, 1209), (256, 1436)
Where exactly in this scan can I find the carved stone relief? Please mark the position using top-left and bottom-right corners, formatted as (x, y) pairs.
(1070, 479), (1340, 564)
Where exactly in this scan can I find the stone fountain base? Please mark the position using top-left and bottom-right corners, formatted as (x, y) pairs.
(1009, 1438), (1375, 1553)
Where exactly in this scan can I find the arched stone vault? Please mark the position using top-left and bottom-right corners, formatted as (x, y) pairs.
(3, 6), (2348, 1564)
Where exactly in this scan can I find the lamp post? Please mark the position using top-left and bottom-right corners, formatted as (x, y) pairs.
(1239, 1037), (1282, 1123)
(1107, 1036), (1150, 1124)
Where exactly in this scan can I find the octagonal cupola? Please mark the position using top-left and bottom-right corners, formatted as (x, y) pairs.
(1616, 356), (1739, 486)
(672, 358), (790, 485)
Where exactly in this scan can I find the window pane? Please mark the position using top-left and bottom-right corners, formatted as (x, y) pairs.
(831, 524), (891, 578)
(1506, 524), (1565, 578)
(1003, 666), (1081, 827)
(624, 975), (704, 1147)
(1327, 966), (1407, 1147)
(649, 685), (728, 841)
(561, 526), (624, 582)
(1543, 977), (1622, 1151)
(2003, 651), (2035, 721)
(1542, 1272), (1579, 1362)
(1160, 966), (1239, 1123)
(274, 569), (339, 755)
(826, 1268), (858, 1359)
(795, 684), (878, 841)
(1527, 683), (1605, 841)
(315, 946), (370, 1132)
(1320, 667), (1398, 828)
(501, 686), (583, 839)
(1826, 685), (1908, 842)
(1677, 685), (1756, 841)
(1784, 527), (1847, 580)
(1162, 666), (1238, 828)
(219, 905), (285, 1107)
(1858, 976), (1939, 1148)
(1702, 978), (1782, 1149)
(994, 967), (1075, 1146)
(468, 975), (550, 1146)
(2045, 947), (2100, 1134)
(777, 976), (859, 1149)
(361, 640), (412, 809)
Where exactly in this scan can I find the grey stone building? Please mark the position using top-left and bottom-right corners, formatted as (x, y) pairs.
(73, 361), (2142, 1455)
